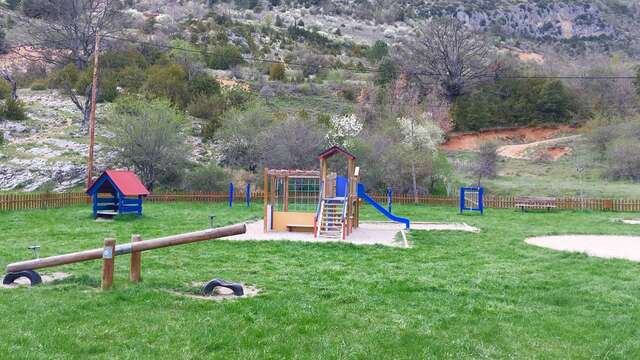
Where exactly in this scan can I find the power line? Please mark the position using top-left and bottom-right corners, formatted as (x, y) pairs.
(0, 7), (637, 81)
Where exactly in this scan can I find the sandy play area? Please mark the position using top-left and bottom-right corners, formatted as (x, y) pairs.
(526, 235), (640, 262)
(226, 220), (479, 247)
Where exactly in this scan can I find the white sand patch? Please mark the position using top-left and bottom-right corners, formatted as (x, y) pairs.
(165, 284), (260, 301)
(621, 219), (640, 225)
(526, 235), (640, 262)
(224, 220), (479, 248)
(1, 272), (71, 288)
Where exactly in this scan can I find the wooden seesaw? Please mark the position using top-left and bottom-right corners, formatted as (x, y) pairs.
(3, 224), (246, 291)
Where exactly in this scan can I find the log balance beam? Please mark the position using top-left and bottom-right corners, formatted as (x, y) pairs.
(4, 224), (246, 289)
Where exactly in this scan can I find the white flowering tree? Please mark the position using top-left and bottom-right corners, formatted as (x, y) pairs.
(397, 112), (445, 202)
(326, 113), (364, 148)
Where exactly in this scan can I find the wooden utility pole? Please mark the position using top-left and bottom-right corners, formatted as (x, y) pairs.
(86, 31), (101, 188)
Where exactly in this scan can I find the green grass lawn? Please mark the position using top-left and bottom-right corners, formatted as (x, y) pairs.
(1, 202), (640, 358)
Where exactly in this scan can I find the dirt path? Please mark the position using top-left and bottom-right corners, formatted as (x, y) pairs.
(496, 135), (581, 160)
(441, 125), (576, 152)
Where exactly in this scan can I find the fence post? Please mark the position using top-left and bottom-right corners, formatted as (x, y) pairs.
(101, 238), (116, 290)
(130, 235), (142, 283)
(246, 183), (251, 207)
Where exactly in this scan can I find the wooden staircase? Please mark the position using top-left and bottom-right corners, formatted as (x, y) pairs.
(316, 197), (347, 239)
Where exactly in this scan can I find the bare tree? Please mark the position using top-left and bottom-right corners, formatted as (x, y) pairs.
(23, 0), (122, 130)
(473, 141), (499, 186)
(399, 18), (498, 102)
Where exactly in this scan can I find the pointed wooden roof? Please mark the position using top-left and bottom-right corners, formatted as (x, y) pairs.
(318, 145), (356, 160)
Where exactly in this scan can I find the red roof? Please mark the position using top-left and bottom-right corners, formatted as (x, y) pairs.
(87, 170), (150, 196)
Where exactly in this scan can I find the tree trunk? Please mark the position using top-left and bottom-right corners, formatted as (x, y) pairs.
(411, 160), (418, 204)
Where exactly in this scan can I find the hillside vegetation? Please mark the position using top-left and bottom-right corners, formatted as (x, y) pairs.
(0, 0), (638, 198)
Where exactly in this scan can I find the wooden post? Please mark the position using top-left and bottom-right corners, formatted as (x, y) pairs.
(101, 238), (115, 290)
(283, 175), (289, 212)
(263, 168), (269, 233)
(129, 235), (142, 283)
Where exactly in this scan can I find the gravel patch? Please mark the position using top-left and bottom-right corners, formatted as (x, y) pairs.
(225, 220), (480, 248)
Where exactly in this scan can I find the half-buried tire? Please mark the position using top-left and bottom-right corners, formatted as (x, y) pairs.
(3, 270), (42, 286)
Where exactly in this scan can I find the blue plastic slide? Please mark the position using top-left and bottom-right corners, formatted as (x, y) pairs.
(357, 183), (410, 229)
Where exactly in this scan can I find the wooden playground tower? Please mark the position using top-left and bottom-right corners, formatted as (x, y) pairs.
(263, 146), (360, 239)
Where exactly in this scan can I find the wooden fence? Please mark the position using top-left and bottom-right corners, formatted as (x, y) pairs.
(1, 191), (640, 213)
(0, 192), (88, 211)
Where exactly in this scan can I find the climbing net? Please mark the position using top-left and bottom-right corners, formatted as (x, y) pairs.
(271, 175), (320, 212)
(287, 177), (320, 212)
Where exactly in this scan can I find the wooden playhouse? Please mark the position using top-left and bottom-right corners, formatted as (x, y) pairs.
(86, 170), (150, 218)
(263, 145), (361, 239)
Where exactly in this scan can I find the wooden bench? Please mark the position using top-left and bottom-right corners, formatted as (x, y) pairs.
(515, 196), (557, 212)
(286, 224), (314, 233)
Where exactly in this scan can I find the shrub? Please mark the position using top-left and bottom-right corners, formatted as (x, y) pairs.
(0, 79), (12, 99)
(367, 40), (388, 63)
(106, 97), (188, 190)
(206, 45), (244, 70)
(607, 139), (640, 181)
(117, 65), (146, 92)
(188, 74), (221, 97)
(269, 63), (286, 81)
(99, 75), (119, 102)
(300, 52), (328, 77)
(473, 141), (499, 184)
(2, 98), (27, 120)
(48, 63), (81, 90)
(143, 64), (189, 108)
(234, 0), (258, 9)
(341, 87), (356, 101)
(30, 79), (48, 91)
(142, 17), (156, 34)
(259, 116), (325, 170)
(216, 104), (275, 171)
(275, 15), (284, 27)
(0, 28), (7, 55)
(187, 94), (222, 120)
(101, 48), (148, 70)
(224, 86), (253, 109)
(183, 163), (230, 192)
(374, 58), (397, 86)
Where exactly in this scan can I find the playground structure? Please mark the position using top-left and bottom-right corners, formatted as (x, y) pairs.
(263, 145), (410, 240)
(3, 224), (247, 289)
(86, 170), (150, 219)
(460, 187), (484, 214)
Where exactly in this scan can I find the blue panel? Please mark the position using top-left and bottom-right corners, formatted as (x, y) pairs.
(121, 197), (141, 205)
(336, 176), (348, 197)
